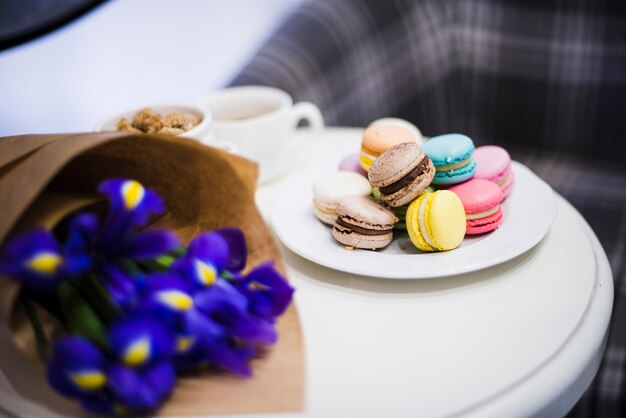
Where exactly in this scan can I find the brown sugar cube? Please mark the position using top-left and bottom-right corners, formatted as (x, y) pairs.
(116, 117), (143, 134)
(132, 108), (162, 133)
(159, 127), (186, 136)
(161, 112), (183, 129)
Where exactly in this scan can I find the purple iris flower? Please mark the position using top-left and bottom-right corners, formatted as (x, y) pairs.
(47, 315), (177, 414)
(170, 228), (247, 290)
(138, 273), (264, 376)
(97, 179), (165, 249)
(0, 229), (65, 291)
(106, 316), (176, 410)
(63, 179), (179, 306)
(238, 262), (295, 320)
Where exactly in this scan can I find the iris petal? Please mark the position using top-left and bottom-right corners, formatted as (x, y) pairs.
(64, 213), (98, 276)
(0, 229), (64, 290)
(119, 229), (180, 260)
(107, 365), (161, 410)
(98, 263), (137, 307)
(215, 228), (247, 271)
(69, 370), (107, 390)
(144, 361), (175, 400)
(107, 362), (174, 411)
(185, 232), (229, 271)
(244, 262), (294, 318)
(46, 337), (107, 398)
(183, 309), (224, 340)
(157, 290), (194, 311)
(199, 338), (252, 377)
(109, 316), (175, 366)
(176, 335), (195, 353)
(121, 180), (145, 210)
(27, 251), (63, 274)
(195, 259), (217, 286)
(99, 179), (164, 228)
(194, 279), (247, 315)
(47, 363), (84, 398)
(51, 336), (105, 368)
(122, 337), (151, 366)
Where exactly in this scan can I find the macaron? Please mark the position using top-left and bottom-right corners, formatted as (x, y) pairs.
(368, 142), (436, 207)
(360, 125), (416, 172)
(313, 171), (372, 224)
(339, 153), (367, 177)
(449, 179), (504, 234)
(473, 145), (515, 198)
(422, 134), (477, 185)
(332, 196), (397, 249)
(369, 117), (425, 145)
(406, 190), (466, 252)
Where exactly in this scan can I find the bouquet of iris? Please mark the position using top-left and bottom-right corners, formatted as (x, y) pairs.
(0, 178), (294, 415)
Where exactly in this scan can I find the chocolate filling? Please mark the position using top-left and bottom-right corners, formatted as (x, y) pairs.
(335, 218), (391, 236)
(379, 157), (430, 195)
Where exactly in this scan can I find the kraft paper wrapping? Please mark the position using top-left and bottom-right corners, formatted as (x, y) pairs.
(0, 133), (304, 416)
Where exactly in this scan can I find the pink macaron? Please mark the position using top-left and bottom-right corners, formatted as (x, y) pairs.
(339, 153), (367, 177)
(449, 179), (504, 234)
(473, 145), (515, 198)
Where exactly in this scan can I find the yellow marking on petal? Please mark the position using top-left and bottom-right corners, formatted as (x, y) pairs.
(123, 336), (151, 366)
(27, 252), (63, 274)
(249, 281), (268, 291)
(157, 290), (193, 311)
(194, 260), (216, 286)
(176, 336), (195, 353)
(113, 404), (128, 416)
(69, 370), (107, 390)
(122, 180), (145, 210)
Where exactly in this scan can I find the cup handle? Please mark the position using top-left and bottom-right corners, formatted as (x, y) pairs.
(291, 101), (325, 133)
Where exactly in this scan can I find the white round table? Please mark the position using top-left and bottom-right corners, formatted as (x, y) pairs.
(0, 129), (613, 418)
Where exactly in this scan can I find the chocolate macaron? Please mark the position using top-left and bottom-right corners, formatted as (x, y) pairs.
(332, 195), (397, 249)
(367, 142), (435, 207)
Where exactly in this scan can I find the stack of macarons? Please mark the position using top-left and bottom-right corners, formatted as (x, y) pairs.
(313, 117), (515, 251)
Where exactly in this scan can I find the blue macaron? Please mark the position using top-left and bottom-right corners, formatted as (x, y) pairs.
(422, 133), (476, 185)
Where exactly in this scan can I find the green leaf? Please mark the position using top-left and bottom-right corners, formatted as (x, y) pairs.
(72, 275), (120, 323)
(155, 254), (176, 269)
(57, 281), (108, 348)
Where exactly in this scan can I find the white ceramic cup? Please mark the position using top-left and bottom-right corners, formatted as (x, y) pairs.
(198, 86), (324, 183)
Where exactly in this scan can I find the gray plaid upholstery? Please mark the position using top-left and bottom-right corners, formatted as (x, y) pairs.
(231, 1), (626, 416)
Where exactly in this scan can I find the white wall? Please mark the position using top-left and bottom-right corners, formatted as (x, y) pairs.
(0, 0), (302, 135)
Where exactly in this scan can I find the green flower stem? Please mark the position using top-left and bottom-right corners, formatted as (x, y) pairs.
(57, 281), (108, 348)
(116, 258), (143, 275)
(169, 246), (186, 258)
(137, 255), (176, 272)
(68, 275), (120, 323)
(19, 289), (50, 361)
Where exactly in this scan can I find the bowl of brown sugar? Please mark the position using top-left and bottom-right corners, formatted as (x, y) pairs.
(94, 104), (214, 144)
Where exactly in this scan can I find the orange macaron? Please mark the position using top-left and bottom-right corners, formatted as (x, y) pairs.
(359, 125), (416, 172)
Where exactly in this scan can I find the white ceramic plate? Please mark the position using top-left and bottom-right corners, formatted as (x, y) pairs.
(271, 161), (557, 279)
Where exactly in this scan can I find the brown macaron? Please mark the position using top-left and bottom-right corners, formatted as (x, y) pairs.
(331, 195), (397, 250)
(367, 142), (435, 207)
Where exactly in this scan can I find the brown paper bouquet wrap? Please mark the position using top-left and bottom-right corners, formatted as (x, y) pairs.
(0, 133), (304, 416)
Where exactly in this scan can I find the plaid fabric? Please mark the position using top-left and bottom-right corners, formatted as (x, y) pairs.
(231, 0), (626, 416)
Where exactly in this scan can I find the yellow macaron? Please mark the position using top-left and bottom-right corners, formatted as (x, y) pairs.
(360, 125), (416, 171)
(406, 190), (466, 252)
